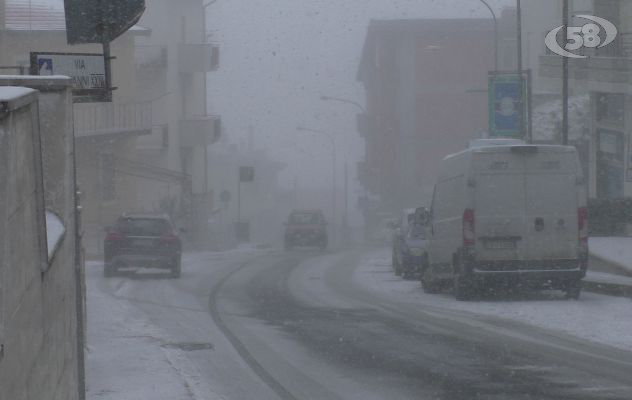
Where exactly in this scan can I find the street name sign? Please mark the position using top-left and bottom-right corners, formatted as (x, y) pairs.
(30, 52), (106, 102)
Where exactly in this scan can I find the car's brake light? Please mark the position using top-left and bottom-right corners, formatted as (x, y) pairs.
(160, 232), (180, 244)
(578, 207), (588, 247)
(463, 208), (475, 247)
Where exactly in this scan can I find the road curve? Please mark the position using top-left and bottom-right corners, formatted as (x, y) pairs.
(211, 249), (632, 400)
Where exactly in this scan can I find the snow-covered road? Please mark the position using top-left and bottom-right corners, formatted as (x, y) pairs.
(86, 246), (632, 400)
(86, 247), (278, 400)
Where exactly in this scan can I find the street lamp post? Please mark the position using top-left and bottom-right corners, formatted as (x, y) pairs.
(562, 0), (569, 145)
(320, 95), (366, 245)
(477, 0), (499, 72)
(296, 126), (337, 248)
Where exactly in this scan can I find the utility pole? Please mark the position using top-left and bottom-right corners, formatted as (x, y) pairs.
(343, 159), (349, 245)
(102, 41), (113, 102)
(517, 0), (524, 138)
(562, 0), (569, 145)
(296, 127), (337, 248)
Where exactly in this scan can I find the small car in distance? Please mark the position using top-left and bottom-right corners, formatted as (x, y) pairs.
(394, 223), (429, 280)
(104, 213), (183, 278)
(284, 210), (328, 250)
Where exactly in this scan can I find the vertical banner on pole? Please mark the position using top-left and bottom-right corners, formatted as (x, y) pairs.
(488, 71), (530, 139)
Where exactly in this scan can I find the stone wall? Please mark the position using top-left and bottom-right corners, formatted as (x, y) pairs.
(0, 81), (82, 400)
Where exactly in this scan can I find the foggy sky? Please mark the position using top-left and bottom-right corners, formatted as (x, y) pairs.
(206, 0), (512, 191)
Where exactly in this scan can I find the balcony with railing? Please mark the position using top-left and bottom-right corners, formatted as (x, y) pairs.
(540, 28), (632, 90)
(179, 115), (222, 147)
(73, 102), (152, 140)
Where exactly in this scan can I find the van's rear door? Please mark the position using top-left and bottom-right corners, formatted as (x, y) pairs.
(523, 149), (578, 260)
(474, 152), (527, 260)
(473, 146), (579, 262)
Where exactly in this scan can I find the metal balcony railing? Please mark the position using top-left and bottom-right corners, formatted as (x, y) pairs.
(73, 102), (152, 138)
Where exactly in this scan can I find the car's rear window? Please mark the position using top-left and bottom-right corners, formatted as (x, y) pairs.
(408, 224), (427, 239)
(117, 218), (171, 236)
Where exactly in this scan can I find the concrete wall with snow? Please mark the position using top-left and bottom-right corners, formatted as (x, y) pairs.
(0, 82), (82, 400)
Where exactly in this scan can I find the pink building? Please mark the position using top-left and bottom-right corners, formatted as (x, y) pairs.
(357, 18), (498, 214)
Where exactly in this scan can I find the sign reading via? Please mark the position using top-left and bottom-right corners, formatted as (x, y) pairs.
(30, 52), (106, 91)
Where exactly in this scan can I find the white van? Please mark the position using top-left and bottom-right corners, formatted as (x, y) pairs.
(425, 144), (588, 300)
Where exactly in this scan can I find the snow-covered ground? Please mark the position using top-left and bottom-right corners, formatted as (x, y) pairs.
(589, 237), (632, 274)
(85, 259), (224, 400)
(85, 245), (270, 400)
(354, 249), (632, 352)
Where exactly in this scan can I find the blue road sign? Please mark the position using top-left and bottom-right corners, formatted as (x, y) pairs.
(489, 73), (528, 138)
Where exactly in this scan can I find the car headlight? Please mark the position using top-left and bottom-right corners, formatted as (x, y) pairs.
(410, 248), (424, 257)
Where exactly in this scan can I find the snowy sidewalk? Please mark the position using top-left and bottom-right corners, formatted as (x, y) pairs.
(355, 250), (632, 352)
(589, 237), (632, 276)
(85, 262), (223, 400)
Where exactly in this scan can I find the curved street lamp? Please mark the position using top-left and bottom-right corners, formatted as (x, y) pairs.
(477, 0), (499, 72)
(320, 95), (366, 114)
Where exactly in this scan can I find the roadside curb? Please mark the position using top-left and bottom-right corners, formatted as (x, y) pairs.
(589, 252), (632, 277)
(583, 279), (632, 299)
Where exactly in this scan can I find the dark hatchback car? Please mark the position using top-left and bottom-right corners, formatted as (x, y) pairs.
(284, 210), (328, 250)
(104, 214), (183, 278)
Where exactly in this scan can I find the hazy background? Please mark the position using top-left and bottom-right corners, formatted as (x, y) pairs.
(206, 0), (513, 193)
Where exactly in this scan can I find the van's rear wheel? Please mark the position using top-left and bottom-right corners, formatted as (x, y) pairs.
(564, 280), (582, 300)
(454, 274), (475, 301)
(393, 254), (402, 276)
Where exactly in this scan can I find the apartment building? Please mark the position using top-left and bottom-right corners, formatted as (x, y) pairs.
(133, 0), (221, 246)
(540, 0), (632, 199)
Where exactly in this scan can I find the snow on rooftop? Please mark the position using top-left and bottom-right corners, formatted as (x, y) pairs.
(5, 0), (66, 31)
(0, 86), (37, 101)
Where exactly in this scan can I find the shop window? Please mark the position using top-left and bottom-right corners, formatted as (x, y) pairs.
(596, 93), (624, 124)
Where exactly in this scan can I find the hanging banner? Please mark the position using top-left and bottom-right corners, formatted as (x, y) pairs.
(488, 72), (529, 138)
